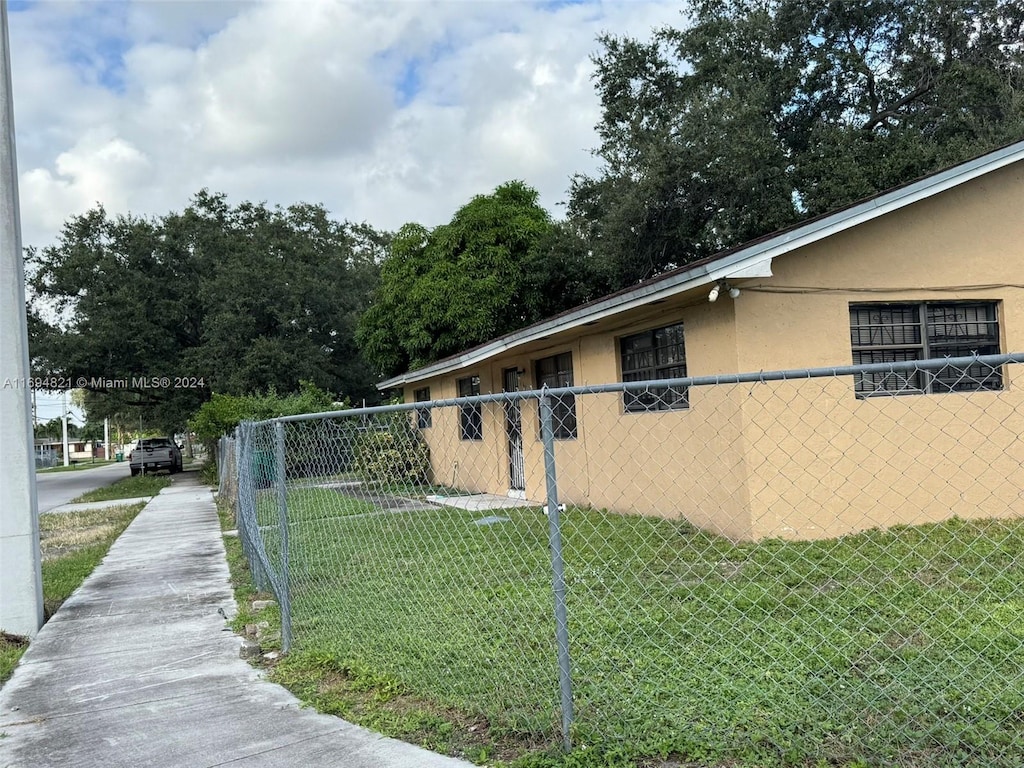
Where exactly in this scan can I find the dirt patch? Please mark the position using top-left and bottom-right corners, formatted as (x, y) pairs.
(1, 631), (30, 647)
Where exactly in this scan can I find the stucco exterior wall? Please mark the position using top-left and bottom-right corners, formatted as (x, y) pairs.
(563, 301), (754, 539)
(411, 369), (505, 495)
(402, 161), (1024, 541)
(734, 161), (1024, 539)
(408, 299), (759, 539)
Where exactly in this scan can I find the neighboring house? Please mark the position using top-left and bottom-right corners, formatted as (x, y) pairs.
(33, 438), (100, 464)
(68, 441), (97, 462)
(379, 140), (1024, 541)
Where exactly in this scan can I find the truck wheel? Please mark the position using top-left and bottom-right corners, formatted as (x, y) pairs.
(130, 468), (140, 477)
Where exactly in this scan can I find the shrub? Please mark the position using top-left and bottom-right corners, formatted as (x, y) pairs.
(354, 417), (430, 486)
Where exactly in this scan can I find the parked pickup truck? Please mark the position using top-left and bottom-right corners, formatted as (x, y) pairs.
(129, 437), (183, 476)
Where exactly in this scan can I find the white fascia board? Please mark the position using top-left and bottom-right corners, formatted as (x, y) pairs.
(723, 257), (774, 279)
(379, 141), (1024, 390)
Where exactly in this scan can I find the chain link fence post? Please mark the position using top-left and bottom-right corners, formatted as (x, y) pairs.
(235, 424), (252, 586)
(540, 389), (574, 752)
(274, 419), (292, 652)
(238, 421), (268, 593)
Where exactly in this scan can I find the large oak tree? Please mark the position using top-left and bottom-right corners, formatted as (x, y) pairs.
(28, 192), (386, 433)
(571, 0), (1024, 288)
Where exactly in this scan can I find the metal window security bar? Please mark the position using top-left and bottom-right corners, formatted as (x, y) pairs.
(221, 353), (1024, 767)
(620, 322), (688, 411)
(850, 302), (1002, 393)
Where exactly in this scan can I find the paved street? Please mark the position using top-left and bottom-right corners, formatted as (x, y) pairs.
(34, 461), (131, 512)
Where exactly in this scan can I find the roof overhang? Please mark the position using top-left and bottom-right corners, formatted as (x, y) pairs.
(379, 140), (1024, 390)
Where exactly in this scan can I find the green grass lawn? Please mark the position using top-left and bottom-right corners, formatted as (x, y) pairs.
(72, 474), (171, 503)
(0, 633), (28, 685)
(235, 485), (1024, 767)
(0, 502), (145, 686)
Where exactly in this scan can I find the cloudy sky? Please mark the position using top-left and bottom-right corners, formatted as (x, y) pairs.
(8, 0), (687, 254)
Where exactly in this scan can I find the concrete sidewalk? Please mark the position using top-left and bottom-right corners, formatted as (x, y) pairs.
(0, 475), (471, 768)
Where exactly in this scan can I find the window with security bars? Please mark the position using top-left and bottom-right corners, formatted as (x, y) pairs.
(620, 323), (688, 412)
(535, 352), (577, 439)
(849, 301), (1002, 395)
(457, 376), (483, 440)
(414, 387), (431, 429)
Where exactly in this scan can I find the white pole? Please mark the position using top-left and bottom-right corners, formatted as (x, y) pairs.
(104, 416), (109, 460)
(61, 389), (70, 466)
(0, 0), (43, 637)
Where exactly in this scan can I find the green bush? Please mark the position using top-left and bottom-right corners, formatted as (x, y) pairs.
(354, 418), (430, 486)
(189, 381), (345, 480)
(190, 382), (341, 444)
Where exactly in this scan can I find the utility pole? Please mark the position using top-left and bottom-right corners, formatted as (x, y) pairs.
(104, 416), (109, 460)
(61, 388), (70, 466)
(0, 0), (43, 638)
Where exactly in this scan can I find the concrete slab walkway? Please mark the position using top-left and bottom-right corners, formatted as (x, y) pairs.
(0, 475), (471, 768)
(426, 493), (541, 512)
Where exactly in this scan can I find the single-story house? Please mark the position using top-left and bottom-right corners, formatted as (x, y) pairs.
(379, 140), (1024, 541)
(33, 438), (104, 464)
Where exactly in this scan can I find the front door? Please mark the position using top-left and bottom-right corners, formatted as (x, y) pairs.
(503, 367), (525, 494)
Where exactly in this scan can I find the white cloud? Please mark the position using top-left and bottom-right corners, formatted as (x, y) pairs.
(21, 131), (152, 235)
(7, 0), (686, 249)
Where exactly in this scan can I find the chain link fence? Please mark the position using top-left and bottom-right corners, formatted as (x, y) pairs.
(220, 353), (1024, 767)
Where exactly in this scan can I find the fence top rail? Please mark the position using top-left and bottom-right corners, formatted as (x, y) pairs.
(243, 352), (1024, 427)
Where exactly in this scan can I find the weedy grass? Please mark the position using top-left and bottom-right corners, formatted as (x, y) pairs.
(72, 474), (171, 503)
(0, 633), (29, 687)
(215, 500), (278, 638)
(1, 502), (145, 686)
(226, 486), (1024, 767)
(39, 506), (134, 559)
(199, 460), (219, 485)
(39, 503), (147, 618)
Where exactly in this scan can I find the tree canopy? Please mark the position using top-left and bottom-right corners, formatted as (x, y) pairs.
(357, 181), (595, 378)
(28, 2), (1024, 400)
(28, 192), (385, 433)
(570, 0), (1024, 287)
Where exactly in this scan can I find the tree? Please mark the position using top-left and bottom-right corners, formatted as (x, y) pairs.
(34, 418), (68, 441)
(357, 181), (595, 378)
(28, 193), (386, 434)
(572, 0), (1024, 287)
(27, 207), (199, 433)
(77, 420), (105, 443)
(168, 192), (384, 400)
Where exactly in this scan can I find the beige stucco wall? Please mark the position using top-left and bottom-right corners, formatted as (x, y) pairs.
(409, 369), (505, 495)
(734, 161), (1024, 538)
(408, 299), (760, 539)
(404, 161), (1024, 541)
